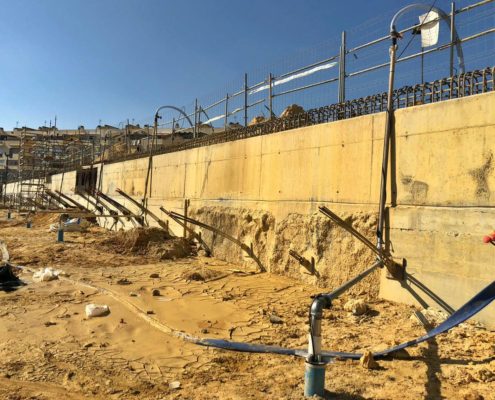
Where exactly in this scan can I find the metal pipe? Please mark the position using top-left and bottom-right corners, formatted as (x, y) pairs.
(167, 209), (265, 272)
(115, 188), (166, 231)
(224, 93), (229, 130)
(57, 214), (64, 242)
(244, 73), (248, 127)
(377, 41), (397, 257)
(159, 206), (212, 255)
(247, 98), (265, 108)
(450, 2), (456, 76)
(304, 361), (326, 397)
(183, 199), (189, 238)
(347, 14), (495, 80)
(326, 260), (382, 300)
(268, 73), (273, 119)
(456, 0), (493, 14)
(194, 98), (198, 138)
(304, 259), (382, 396)
(338, 30), (346, 103)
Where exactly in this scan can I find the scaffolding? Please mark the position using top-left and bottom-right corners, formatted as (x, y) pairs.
(14, 128), (96, 211)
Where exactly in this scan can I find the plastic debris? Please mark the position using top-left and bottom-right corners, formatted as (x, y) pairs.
(50, 218), (90, 233)
(32, 267), (64, 282)
(85, 304), (110, 318)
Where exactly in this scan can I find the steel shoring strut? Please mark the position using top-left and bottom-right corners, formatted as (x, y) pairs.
(92, 189), (144, 227)
(319, 206), (380, 258)
(44, 189), (75, 209)
(87, 188), (138, 227)
(39, 192), (61, 210)
(54, 190), (91, 212)
(163, 209), (264, 272)
(75, 190), (104, 214)
(115, 188), (171, 232)
(82, 189), (120, 230)
(159, 206), (212, 256)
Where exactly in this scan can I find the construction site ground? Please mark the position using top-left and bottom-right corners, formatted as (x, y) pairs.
(0, 212), (494, 400)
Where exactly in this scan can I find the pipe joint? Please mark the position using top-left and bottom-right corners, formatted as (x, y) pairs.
(310, 294), (332, 318)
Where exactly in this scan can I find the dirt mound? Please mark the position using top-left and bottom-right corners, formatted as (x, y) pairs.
(102, 227), (192, 260)
(248, 116), (266, 126)
(279, 104), (304, 118)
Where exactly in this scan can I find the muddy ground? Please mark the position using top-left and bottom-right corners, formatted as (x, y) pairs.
(0, 211), (494, 399)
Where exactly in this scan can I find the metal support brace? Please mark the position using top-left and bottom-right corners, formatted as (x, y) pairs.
(159, 206), (212, 256)
(289, 250), (315, 275)
(165, 210), (265, 272)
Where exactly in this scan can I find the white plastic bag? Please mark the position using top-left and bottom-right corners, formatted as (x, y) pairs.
(32, 267), (62, 282)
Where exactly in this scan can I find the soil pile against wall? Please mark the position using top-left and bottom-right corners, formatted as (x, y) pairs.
(102, 227), (192, 260)
(190, 206), (380, 299)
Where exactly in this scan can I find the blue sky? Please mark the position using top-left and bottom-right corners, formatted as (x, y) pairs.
(0, 0), (492, 129)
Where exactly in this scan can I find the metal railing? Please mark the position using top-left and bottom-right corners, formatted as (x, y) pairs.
(152, 0), (493, 135)
(102, 66), (494, 165)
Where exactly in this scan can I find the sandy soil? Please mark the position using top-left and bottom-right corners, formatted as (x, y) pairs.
(0, 211), (494, 400)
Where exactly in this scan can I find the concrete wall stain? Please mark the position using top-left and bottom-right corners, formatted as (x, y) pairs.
(469, 151), (493, 201)
(400, 173), (429, 203)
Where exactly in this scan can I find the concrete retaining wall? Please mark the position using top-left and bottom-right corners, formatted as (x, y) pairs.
(34, 91), (495, 325)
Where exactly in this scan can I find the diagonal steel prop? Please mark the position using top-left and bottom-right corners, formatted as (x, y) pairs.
(75, 190), (104, 214)
(54, 190), (91, 212)
(89, 189), (138, 227)
(318, 206), (404, 278)
(82, 190), (120, 230)
(44, 189), (73, 209)
(159, 207), (212, 256)
(115, 188), (171, 232)
(93, 189), (144, 227)
(39, 192), (62, 210)
(165, 209), (265, 272)
(319, 206), (379, 257)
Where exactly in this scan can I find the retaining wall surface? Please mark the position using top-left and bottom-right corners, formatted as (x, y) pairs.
(44, 91), (495, 326)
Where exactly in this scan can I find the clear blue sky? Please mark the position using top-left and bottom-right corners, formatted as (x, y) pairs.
(0, 0), (489, 129)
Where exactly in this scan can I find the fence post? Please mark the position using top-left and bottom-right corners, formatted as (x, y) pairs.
(244, 73), (248, 127)
(126, 118), (129, 155)
(193, 98), (198, 138)
(183, 198), (190, 238)
(338, 30), (346, 103)
(224, 93), (229, 130)
(268, 73), (273, 119)
(450, 2), (455, 77)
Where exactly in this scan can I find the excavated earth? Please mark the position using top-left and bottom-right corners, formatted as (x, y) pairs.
(0, 211), (494, 400)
